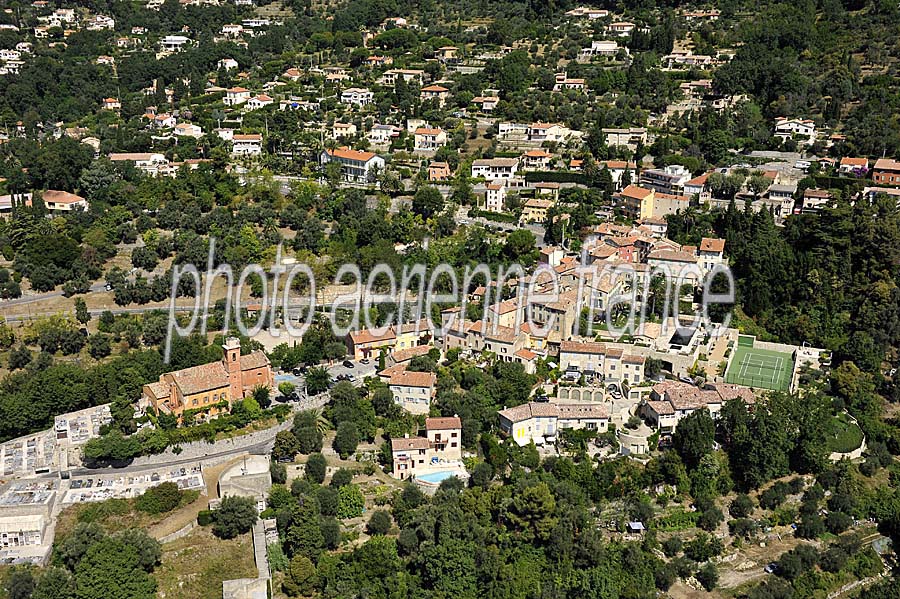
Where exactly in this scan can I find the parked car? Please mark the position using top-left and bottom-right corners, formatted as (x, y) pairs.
(360, 358), (370, 365)
(342, 360), (354, 368)
(764, 563), (779, 574)
(678, 375), (694, 385)
(534, 394), (549, 403)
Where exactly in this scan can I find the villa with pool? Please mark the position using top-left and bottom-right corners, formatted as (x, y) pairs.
(391, 416), (468, 488)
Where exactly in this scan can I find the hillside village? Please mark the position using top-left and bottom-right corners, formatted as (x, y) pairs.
(0, 0), (898, 598)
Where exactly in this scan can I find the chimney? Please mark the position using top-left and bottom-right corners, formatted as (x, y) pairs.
(404, 433), (409, 438)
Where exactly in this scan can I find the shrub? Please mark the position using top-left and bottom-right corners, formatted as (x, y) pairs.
(366, 510), (392, 536)
(135, 482), (183, 515)
(321, 518), (341, 549)
(729, 494), (755, 519)
(337, 485), (365, 519)
(696, 563), (718, 591)
(662, 536), (682, 557)
(197, 509), (214, 526)
(330, 468), (354, 488)
(825, 511), (852, 534)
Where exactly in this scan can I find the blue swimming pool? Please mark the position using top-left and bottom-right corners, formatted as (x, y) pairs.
(416, 470), (460, 484)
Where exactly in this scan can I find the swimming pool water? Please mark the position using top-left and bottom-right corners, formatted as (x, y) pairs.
(416, 470), (460, 484)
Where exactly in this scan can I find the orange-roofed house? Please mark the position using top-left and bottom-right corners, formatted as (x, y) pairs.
(683, 171), (711, 200)
(232, 133), (262, 156)
(347, 327), (397, 360)
(521, 149), (553, 171)
(224, 86), (251, 106)
(838, 157), (869, 176)
(428, 161), (452, 182)
(697, 237), (726, 274)
(389, 370), (437, 414)
(414, 127), (447, 151)
(246, 94), (274, 110)
(320, 146), (385, 183)
(420, 84), (450, 107)
(42, 190), (88, 212)
(619, 185), (655, 220)
(141, 337), (273, 423)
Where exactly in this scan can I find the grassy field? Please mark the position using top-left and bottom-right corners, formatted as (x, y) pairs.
(55, 490), (202, 540)
(825, 412), (865, 454)
(155, 527), (258, 599)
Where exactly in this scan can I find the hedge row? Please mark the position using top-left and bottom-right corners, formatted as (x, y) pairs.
(524, 171), (593, 186)
(469, 209), (520, 224)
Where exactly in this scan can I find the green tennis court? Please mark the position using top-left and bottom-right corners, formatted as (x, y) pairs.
(725, 345), (794, 391)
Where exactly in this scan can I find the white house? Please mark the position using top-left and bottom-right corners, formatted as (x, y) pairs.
(320, 147), (385, 183)
(232, 133), (263, 156)
(108, 152), (168, 175)
(160, 35), (190, 52)
(245, 94), (274, 110)
(471, 157), (519, 181)
(220, 24), (244, 37)
(218, 58), (239, 70)
(774, 117), (816, 145)
(101, 97), (120, 111)
(224, 87), (251, 106)
(414, 127), (447, 152)
(528, 122), (571, 142)
(553, 73), (587, 92)
(42, 190), (88, 212)
(368, 124), (400, 144)
(174, 123), (203, 138)
(697, 237), (726, 275)
(485, 182), (506, 213)
(471, 96), (500, 112)
(607, 22), (635, 36)
(341, 87), (374, 106)
(581, 40), (623, 58)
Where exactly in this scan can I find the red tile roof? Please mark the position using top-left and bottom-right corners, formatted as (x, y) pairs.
(426, 416), (461, 430)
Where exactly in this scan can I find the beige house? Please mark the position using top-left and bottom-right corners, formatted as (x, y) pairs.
(391, 416), (463, 480)
(640, 381), (755, 433)
(389, 370), (437, 414)
(498, 402), (609, 446)
(420, 84), (450, 106)
(414, 127), (447, 151)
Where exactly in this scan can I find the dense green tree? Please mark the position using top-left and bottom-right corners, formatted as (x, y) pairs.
(305, 453), (327, 484)
(213, 496), (258, 539)
(672, 408), (715, 469)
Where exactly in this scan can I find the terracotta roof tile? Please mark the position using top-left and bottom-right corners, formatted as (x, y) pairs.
(426, 416), (461, 430)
